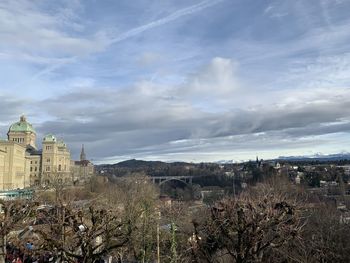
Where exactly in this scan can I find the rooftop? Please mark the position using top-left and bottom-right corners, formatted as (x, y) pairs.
(8, 115), (36, 134)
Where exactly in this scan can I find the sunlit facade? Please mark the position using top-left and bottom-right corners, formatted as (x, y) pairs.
(0, 116), (92, 190)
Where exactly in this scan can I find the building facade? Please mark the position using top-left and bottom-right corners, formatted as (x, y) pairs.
(0, 116), (93, 190)
(71, 145), (94, 185)
(0, 141), (30, 190)
(41, 134), (71, 186)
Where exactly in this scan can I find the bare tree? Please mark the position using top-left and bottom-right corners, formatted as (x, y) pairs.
(114, 174), (159, 262)
(0, 199), (35, 263)
(288, 204), (350, 263)
(191, 184), (304, 263)
(35, 199), (131, 263)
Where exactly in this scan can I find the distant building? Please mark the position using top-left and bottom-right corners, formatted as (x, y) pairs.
(0, 115), (93, 190)
(71, 144), (94, 185)
(41, 134), (71, 186)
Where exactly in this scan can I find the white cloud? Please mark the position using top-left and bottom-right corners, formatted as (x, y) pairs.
(137, 52), (163, 66)
(0, 0), (106, 59)
(108, 0), (225, 45)
(182, 57), (240, 103)
(264, 5), (274, 14)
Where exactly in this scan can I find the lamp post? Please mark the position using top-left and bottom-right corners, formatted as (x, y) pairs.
(157, 211), (161, 263)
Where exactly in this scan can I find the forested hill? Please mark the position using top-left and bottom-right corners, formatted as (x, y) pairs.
(95, 159), (237, 179)
(113, 159), (167, 168)
(98, 159), (194, 169)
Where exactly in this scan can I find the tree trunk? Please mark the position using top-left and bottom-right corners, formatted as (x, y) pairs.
(0, 235), (6, 263)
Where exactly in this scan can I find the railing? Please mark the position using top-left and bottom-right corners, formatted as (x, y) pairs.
(0, 189), (34, 200)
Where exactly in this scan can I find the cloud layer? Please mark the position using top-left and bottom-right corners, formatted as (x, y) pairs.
(1, 0), (350, 163)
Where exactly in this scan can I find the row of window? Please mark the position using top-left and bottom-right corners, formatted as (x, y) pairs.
(30, 167), (38, 172)
(31, 159), (67, 164)
(44, 165), (67, 172)
(46, 158), (67, 163)
(13, 138), (25, 143)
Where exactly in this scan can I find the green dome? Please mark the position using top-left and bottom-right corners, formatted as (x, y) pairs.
(8, 115), (36, 133)
(43, 134), (57, 142)
(57, 139), (66, 147)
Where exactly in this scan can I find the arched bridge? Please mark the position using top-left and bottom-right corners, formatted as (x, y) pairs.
(151, 176), (193, 186)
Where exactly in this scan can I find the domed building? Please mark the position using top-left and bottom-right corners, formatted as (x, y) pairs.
(7, 115), (37, 149)
(0, 115), (90, 191)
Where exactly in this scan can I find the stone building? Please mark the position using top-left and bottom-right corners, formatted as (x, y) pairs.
(0, 115), (93, 190)
(41, 134), (71, 186)
(71, 145), (94, 185)
(0, 140), (30, 190)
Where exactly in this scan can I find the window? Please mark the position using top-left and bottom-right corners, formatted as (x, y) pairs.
(30, 167), (33, 172)
(35, 167), (37, 172)
(58, 165), (61, 171)
(46, 166), (50, 171)
(46, 158), (50, 163)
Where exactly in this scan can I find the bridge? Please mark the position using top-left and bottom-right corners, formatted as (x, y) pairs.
(151, 176), (193, 186)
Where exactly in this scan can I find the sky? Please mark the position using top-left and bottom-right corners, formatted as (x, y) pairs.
(1, 0), (350, 164)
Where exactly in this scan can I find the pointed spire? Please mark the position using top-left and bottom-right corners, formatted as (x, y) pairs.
(80, 144), (86, 161)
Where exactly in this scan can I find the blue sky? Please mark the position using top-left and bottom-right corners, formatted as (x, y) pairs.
(1, 0), (350, 163)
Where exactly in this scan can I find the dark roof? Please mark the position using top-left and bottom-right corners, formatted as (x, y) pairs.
(75, 160), (92, 166)
(26, 145), (42, 156)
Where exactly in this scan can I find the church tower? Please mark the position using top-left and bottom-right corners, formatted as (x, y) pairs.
(80, 144), (86, 161)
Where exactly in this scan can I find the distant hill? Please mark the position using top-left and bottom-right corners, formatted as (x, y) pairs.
(114, 159), (166, 168)
(277, 152), (350, 162)
(97, 159), (193, 169)
(96, 152), (350, 169)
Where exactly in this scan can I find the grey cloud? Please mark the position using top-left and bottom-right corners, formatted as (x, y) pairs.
(2, 50), (350, 162)
(2, 88), (349, 162)
(27, 80), (350, 162)
(0, 96), (31, 122)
